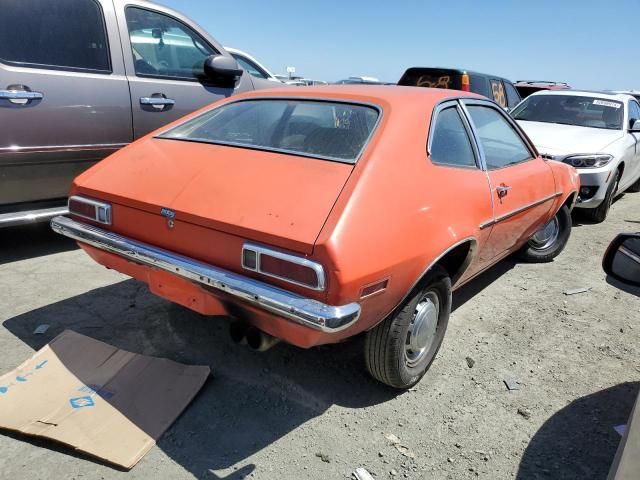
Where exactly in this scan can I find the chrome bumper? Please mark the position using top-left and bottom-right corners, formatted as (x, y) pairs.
(50, 216), (360, 333)
(0, 206), (68, 228)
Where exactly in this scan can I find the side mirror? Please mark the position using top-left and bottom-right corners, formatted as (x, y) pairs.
(203, 54), (243, 86)
(602, 233), (640, 287)
(630, 119), (640, 132)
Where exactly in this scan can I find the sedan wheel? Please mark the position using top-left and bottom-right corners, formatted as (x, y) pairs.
(404, 292), (439, 368)
(518, 204), (572, 263)
(528, 216), (560, 251)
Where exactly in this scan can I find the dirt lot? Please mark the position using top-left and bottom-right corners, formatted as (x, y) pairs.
(1, 195), (639, 480)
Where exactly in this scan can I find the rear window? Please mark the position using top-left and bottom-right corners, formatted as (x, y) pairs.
(398, 69), (462, 90)
(158, 99), (380, 162)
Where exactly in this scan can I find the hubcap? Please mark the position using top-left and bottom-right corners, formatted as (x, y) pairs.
(528, 216), (560, 250)
(405, 292), (439, 368)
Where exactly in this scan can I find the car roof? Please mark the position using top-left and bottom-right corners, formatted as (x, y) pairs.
(229, 85), (484, 107)
(526, 89), (633, 102)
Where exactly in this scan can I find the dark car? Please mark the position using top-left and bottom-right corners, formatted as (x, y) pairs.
(398, 67), (521, 110)
(514, 80), (571, 99)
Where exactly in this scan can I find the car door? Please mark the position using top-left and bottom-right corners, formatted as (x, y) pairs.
(0, 0), (132, 207)
(426, 100), (495, 279)
(114, 2), (255, 139)
(462, 99), (558, 261)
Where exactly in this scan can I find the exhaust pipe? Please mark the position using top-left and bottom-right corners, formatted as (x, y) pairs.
(245, 327), (280, 352)
(229, 321), (249, 345)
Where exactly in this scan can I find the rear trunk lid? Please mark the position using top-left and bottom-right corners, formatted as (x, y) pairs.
(74, 137), (353, 254)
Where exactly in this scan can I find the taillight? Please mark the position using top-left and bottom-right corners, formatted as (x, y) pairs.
(461, 72), (470, 92)
(68, 196), (112, 225)
(241, 243), (325, 291)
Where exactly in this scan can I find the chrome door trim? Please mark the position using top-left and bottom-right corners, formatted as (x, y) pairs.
(479, 192), (562, 230)
(0, 143), (128, 154)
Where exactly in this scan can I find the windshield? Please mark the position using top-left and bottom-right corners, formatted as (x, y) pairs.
(158, 99), (380, 163)
(512, 94), (623, 130)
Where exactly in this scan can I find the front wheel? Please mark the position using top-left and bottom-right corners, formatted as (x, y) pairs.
(364, 266), (451, 389)
(518, 204), (572, 263)
(584, 170), (619, 223)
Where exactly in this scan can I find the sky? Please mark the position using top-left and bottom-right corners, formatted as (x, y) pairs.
(158, 0), (638, 90)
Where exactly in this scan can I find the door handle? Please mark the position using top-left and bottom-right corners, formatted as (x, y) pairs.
(140, 94), (175, 111)
(0, 85), (44, 105)
(496, 184), (511, 199)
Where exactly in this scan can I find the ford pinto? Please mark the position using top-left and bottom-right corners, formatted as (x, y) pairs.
(51, 86), (579, 388)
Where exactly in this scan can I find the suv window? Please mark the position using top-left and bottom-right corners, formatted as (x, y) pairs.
(231, 54), (269, 79)
(429, 106), (477, 168)
(629, 101), (640, 128)
(0, 0), (110, 73)
(504, 82), (521, 108)
(490, 80), (507, 108)
(126, 7), (217, 81)
(467, 105), (532, 169)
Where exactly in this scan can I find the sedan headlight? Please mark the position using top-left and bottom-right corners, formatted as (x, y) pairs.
(564, 154), (613, 168)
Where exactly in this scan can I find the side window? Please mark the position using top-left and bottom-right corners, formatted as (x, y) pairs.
(469, 75), (490, 98)
(490, 80), (507, 108)
(232, 54), (268, 79)
(0, 0), (110, 73)
(629, 101), (640, 128)
(467, 105), (533, 169)
(429, 106), (477, 168)
(504, 82), (521, 108)
(125, 7), (217, 81)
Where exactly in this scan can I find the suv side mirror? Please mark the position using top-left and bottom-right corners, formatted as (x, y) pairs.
(630, 119), (640, 132)
(602, 233), (640, 287)
(204, 54), (243, 86)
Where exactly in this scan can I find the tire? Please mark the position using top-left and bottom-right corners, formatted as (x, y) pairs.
(584, 170), (620, 223)
(628, 175), (640, 193)
(364, 266), (451, 389)
(518, 204), (572, 263)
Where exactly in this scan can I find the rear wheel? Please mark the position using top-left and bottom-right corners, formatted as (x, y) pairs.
(519, 204), (571, 263)
(364, 266), (451, 389)
(584, 170), (619, 223)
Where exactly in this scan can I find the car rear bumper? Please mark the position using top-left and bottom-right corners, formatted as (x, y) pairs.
(50, 215), (360, 333)
(0, 206), (69, 228)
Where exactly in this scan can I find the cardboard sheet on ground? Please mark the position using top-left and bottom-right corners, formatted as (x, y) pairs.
(0, 330), (210, 469)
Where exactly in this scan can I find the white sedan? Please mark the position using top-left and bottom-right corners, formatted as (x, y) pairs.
(512, 91), (640, 222)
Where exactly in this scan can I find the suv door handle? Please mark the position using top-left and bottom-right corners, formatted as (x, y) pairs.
(140, 94), (175, 110)
(496, 184), (511, 199)
(0, 85), (44, 105)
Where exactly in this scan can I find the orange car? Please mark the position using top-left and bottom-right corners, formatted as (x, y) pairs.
(51, 86), (579, 388)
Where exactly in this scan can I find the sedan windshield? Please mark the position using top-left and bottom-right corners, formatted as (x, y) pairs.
(512, 95), (623, 130)
(158, 99), (380, 162)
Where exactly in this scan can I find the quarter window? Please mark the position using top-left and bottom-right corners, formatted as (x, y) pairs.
(0, 0), (110, 73)
(467, 106), (533, 169)
(504, 82), (521, 108)
(429, 107), (477, 168)
(125, 7), (217, 80)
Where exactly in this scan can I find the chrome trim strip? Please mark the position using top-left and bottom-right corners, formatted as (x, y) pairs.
(0, 143), (128, 154)
(0, 206), (68, 228)
(619, 245), (640, 265)
(242, 242), (326, 291)
(68, 196), (112, 225)
(479, 192), (562, 230)
(50, 216), (360, 333)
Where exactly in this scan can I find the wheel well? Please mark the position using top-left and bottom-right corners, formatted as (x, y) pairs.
(434, 240), (475, 285)
(618, 162), (625, 177)
(563, 192), (576, 210)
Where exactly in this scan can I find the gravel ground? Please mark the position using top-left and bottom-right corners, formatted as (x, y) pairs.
(1, 194), (639, 480)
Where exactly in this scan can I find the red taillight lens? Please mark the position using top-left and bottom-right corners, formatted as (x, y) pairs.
(260, 254), (319, 289)
(68, 196), (112, 224)
(461, 72), (470, 92)
(241, 243), (325, 290)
